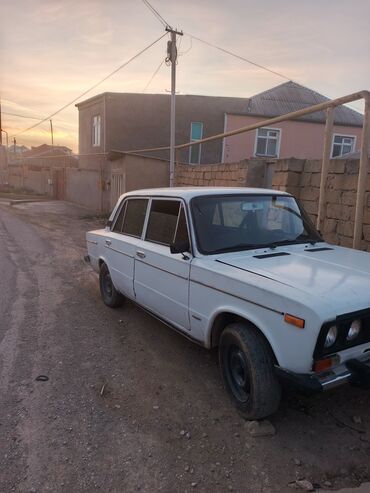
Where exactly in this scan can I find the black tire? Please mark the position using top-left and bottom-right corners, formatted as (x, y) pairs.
(219, 322), (281, 420)
(99, 262), (124, 308)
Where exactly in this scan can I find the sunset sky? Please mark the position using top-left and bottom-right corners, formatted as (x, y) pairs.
(1, 0), (369, 152)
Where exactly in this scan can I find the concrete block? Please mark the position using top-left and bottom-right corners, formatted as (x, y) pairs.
(304, 160), (322, 173)
(339, 235), (354, 248)
(300, 173), (311, 187)
(300, 187), (320, 201)
(341, 191), (356, 206)
(364, 225), (370, 241)
(280, 159), (305, 172)
(345, 160), (359, 175)
(310, 173), (322, 188)
(321, 218), (337, 234)
(325, 190), (341, 204)
(326, 204), (351, 221)
(328, 159), (345, 173)
(337, 221), (354, 238)
(301, 200), (318, 215)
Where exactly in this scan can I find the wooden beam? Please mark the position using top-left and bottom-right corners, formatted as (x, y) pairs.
(317, 106), (334, 231)
(353, 95), (370, 249)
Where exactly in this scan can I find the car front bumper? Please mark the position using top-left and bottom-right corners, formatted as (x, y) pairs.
(275, 354), (370, 393)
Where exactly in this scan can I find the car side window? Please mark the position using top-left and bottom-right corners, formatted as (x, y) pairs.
(146, 199), (181, 246)
(122, 199), (148, 238)
(112, 201), (127, 233)
(174, 205), (190, 248)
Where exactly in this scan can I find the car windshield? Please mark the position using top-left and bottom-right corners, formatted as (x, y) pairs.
(191, 194), (322, 255)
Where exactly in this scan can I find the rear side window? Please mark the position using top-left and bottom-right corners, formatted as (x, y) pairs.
(146, 200), (180, 245)
(112, 201), (127, 233)
(122, 199), (148, 238)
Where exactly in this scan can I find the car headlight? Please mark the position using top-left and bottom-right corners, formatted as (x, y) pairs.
(347, 319), (362, 341)
(324, 325), (338, 348)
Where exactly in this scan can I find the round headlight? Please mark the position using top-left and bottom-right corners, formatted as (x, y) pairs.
(347, 319), (362, 341)
(324, 325), (338, 348)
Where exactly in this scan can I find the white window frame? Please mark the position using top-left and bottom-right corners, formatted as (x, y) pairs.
(189, 122), (203, 165)
(92, 115), (101, 147)
(331, 133), (356, 158)
(254, 127), (281, 158)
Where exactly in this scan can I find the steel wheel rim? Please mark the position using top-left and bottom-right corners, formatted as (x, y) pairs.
(103, 272), (113, 297)
(226, 345), (250, 403)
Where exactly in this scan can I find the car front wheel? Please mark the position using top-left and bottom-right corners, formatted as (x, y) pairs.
(99, 262), (124, 308)
(219, 322), (281, 420)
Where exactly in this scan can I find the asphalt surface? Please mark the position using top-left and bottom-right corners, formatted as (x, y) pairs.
(0, 200), (369, 493)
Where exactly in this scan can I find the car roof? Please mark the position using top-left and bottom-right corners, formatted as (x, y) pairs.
(122, 187), (290, 201)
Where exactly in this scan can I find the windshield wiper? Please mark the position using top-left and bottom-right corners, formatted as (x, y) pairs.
(210, 243), (266, 254)
(264, 237), (319, 249)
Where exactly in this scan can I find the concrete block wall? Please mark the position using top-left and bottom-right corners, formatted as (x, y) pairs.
(174, 159), (272, 188)
(175, 161), (249, 187)
(272, 158), (370, 251)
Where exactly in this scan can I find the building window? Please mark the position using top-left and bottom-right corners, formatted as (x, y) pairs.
(255, 127), (281, 157)
(189, 122), (203, 164)
(331, 134), (355, 158)
(92, 115), (101, 147)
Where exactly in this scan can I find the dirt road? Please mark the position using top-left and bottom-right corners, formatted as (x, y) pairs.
(0, 200), (369, 493)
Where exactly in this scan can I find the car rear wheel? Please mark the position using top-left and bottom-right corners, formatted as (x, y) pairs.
(99, 262), (124, 308)
(219, 322), (281, 420)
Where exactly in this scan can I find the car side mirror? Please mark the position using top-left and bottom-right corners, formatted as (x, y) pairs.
(170, 240), (190, 259)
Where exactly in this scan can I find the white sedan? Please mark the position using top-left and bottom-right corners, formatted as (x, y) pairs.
(86, 187), (370, 419)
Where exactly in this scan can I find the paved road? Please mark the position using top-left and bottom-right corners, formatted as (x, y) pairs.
(0, 201), (369, 493)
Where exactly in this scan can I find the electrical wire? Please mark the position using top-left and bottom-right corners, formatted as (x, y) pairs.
(2, 111), (44, 121)
(142, 59), (165, 93)
(141, 0), (170, 28)
(185, 32), (364, 115)
(12, 33), (167, 138)
(185, 32), (291, 82)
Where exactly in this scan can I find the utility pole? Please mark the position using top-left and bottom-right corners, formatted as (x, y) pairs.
(13, 137), (16, 153)
(166, 27), (183, 187)
(50, 119), (54, 146)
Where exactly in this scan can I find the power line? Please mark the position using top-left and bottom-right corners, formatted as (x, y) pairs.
(2, 111), (44, 121)
(12, 33), (167, 138)
(185, 32), (292, 82)
(141, 0), (170, 28)
(185, 32), (364, 115)
(142, 59), (165, 93)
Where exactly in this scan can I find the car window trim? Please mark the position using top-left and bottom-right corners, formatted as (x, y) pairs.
(144, 198), (181, 246)
(140, 196), (193, 255)
(112, 196), (149, 239)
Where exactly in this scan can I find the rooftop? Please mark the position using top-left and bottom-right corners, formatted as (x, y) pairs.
(123, 187), (288, 200)
(239, 81), (364, 126)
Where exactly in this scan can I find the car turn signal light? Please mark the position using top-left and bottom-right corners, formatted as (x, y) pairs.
(284, 313), (305, 329)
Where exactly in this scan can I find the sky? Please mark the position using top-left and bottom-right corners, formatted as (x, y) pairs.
(1, 0), (370, 152)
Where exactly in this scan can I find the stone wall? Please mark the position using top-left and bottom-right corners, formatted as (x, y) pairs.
(174, 159), (273, 188)
(272, 158), (370, 251)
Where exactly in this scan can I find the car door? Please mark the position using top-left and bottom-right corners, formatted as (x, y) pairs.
(104, 197), (149, 299)
(134, 198), (192, 331)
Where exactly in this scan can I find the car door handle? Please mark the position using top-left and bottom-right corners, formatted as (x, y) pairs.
(136, 251), (146, 259)
(105, 239), (112, 246)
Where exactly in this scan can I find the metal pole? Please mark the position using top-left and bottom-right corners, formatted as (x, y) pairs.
(166, 27), (183, 187)
(353, 96), (370, 249)
(50, 119), (54, 146)
(169, 30), (176, 187)
(317, 106), (334, 231)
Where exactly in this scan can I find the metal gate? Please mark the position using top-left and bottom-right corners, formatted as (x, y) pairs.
(111, 172), (124, 207)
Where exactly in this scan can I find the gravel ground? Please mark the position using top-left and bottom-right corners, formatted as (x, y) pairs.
(0, 200), (369, 493)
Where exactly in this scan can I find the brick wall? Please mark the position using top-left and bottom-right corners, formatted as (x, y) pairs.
(272, 158), (370, 251)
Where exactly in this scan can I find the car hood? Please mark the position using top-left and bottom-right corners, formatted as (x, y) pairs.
(216, 244), (370, 314)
